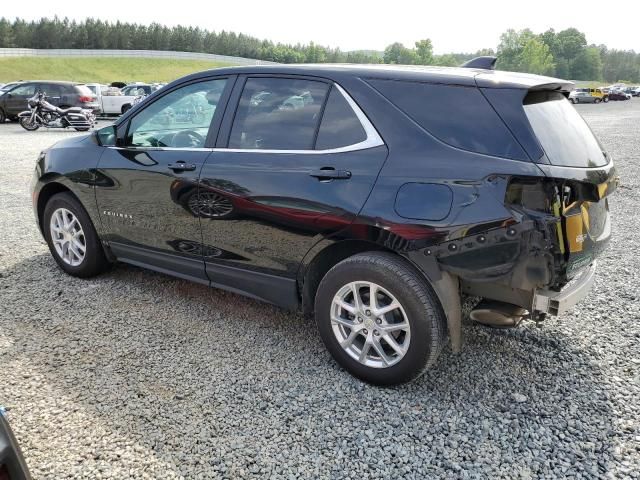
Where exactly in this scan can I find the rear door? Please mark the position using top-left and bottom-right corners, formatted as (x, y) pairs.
(198, 75), (388, 306)
(95, 76), (234, 283)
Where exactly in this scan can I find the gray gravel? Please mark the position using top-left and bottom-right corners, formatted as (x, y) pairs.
(1, 101), (639, 479)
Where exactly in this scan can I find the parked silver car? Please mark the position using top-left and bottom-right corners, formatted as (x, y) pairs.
(569, 91), (600, 104)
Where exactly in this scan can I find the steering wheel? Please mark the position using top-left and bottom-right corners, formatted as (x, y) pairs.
(171, 130), (205, 148)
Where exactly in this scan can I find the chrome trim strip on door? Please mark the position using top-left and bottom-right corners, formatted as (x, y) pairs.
(108, 82), (385, 155)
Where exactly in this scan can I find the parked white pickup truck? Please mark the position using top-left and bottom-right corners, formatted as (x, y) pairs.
(86, 83), (164, 115)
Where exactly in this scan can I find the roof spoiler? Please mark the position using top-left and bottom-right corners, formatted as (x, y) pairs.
(461, 56), (497, 70)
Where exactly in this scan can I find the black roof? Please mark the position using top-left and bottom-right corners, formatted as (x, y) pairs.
(182, 64), (574, 91)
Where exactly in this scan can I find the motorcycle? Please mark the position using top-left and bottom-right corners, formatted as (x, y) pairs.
(18, 91), (97, 132)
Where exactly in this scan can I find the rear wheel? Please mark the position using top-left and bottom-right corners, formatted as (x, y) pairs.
(0, 108), (6, 123)
(603, 96), (609, 103)
(595, 98), (602, 104)
(315, 252), (447, 386)
(43, 192), (109, 278)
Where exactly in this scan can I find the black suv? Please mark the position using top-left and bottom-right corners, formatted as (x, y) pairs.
(30, 60), (616, 385)
(0, 81), (100, 122)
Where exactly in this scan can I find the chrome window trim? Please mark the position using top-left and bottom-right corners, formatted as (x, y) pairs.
(109, 82), (384, 155)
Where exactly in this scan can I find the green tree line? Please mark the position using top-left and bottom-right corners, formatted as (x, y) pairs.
(0, 17), (638, 82)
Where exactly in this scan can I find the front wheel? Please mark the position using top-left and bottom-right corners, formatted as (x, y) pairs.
(0, 108), (6, 123)
(19, 117), (39, 131)
(595, 98), (602, 104)
(603, 96), (609, 103)
(43, 192), (109, 277)
(315, 252), (447, 386)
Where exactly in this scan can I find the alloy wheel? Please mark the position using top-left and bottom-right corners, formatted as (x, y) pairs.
(331, 281), (411, 368)
(50, 207), (86, 266)
(188, 192), (234, 218)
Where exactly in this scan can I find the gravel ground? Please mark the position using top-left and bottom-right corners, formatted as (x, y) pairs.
(1, 101), (639, 479)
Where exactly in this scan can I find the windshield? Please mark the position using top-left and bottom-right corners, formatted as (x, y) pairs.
(524, 91), (607, 167)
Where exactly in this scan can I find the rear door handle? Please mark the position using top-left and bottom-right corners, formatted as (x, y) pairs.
(168, 162), (197, 172)
(309, 168), (352, 180)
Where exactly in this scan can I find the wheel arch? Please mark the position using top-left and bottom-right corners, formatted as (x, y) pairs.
(36, 181), (76, 235)
(299, 238), (463, 352)
(299, 239), (389, 316)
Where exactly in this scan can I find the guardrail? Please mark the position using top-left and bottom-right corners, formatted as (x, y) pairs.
(0, 48), (277, 65)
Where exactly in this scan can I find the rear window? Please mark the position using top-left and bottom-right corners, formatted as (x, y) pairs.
(367, 79), (527, 160)
(523, 91), (607, 167)
(75, 85), (94, 96)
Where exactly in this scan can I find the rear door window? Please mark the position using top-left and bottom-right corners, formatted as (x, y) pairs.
(229, 77), (329, 150)
(523, 91), (607, 167)
(367, 79), (527, 160)
(315, 86), (367, 150)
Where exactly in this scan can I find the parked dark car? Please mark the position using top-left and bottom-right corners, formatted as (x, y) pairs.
(0, 409), (31, 479)
(0, 81), (100, 122)
(30, 60), (616, 385)
(608, 90), (630, 101)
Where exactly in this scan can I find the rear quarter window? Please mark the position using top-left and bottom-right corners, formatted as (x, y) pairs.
(315, 86), (367, 150)
(367, 79), (527, 160)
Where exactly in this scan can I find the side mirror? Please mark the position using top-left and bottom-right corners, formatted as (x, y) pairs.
(96, 125), (117, 147)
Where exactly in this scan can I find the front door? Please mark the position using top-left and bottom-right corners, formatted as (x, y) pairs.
(198, 76), (388, 306)
(3, 82), (37, 116)
(95, 77), (232, 283)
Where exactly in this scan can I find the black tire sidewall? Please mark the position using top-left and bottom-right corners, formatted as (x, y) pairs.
(0, 108), (5, 123)
(315, 255), (445, 385)
(43, 192), (107, 277)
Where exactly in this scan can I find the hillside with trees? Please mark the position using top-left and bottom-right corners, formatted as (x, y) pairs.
(0, 17), (638, 82)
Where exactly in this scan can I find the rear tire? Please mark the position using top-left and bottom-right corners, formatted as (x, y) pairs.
(0, 108), (6, 123)
(603, 96), (609, 103)
(43, 192), (109, 278)
(314, 252), (447, 386)
(595, 98), (601, 104)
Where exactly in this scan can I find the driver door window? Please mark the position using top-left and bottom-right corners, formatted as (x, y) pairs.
(10, 84), (36, 96)
(126, 79), (227, 148)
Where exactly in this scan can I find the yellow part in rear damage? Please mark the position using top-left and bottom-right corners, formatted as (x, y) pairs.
(564, 202), (591, 253)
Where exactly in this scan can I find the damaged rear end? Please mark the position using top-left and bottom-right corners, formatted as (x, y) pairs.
(452, 74), (617, 323)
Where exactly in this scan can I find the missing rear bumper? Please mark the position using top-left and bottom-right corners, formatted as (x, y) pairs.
(532, 262), (597, 316)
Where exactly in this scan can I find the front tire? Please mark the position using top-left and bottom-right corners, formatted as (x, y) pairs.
(315, 252), (447, 386)
(43, 192), (109, 278)
(19, 117), (39, 131)
(0, 108), (6, 123)
(595, 98), (602, 104)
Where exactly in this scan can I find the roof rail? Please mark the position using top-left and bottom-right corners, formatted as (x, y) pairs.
(461, 56), (497, 70)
